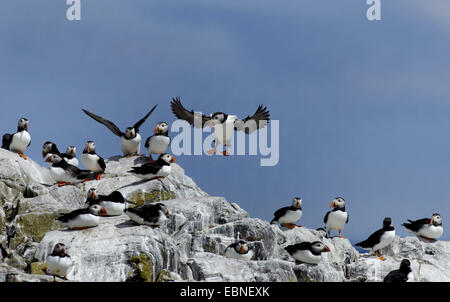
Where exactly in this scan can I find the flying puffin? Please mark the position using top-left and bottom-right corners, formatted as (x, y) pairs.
(46, 154), (98, 187)
(128, 153), (176, 181)
(270, 197), (303, 229)
(355, 217), (395, 261)
(285, 241), (331, 265)
(124, 203), (169, 227)
(402, 213), (443, 242)
(56, 204), (106, 230)
(171, 97), (270, 156)
(42, 141), (61, 166)
(80, 141), (106, 179)
(86, 188), (131, 216)
(82, 105), (157, 157)
(383, 259), (413, 282)
(2, 118), (31, 160)
(224, 240), (254, 261)
(145, 122), (171, 162)
(61, 146), (79, 167)
(323, 197), (348, 238)
(45, 243), (73, 282)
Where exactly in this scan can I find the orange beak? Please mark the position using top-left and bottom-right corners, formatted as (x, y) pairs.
(165, 210), (170, 218)
(100, 207), (107, 216)
(241, 246), (245, 254)
(42, 152), (46, 158)
(171, 156), (177, 163)
(324, 246), (331, 252)
(330, 201), (335, 208)
(154, 127), (159, 134)
(45, 156), (51, 163)
(430, 218), (433, 224)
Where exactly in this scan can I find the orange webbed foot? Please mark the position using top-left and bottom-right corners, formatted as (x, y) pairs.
(207, 149), (217, 155)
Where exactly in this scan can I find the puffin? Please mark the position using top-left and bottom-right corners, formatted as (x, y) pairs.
(46, 154), (97, 187)
(383, 259), (413, 282)
(45, 243), (73, 282)
(402, 213), (443, 242)
(224, 240), (254, 261)
(285, 241), (331, 265)
(323, 197), (348, 238)
(270, 197), (303, 229)
(5, 273), (19, 283)
(80, 141), (106, 179)
(61, 146), (79, 167)
(124, 203), (169, 227)
(2, 118), (31, 160)
(171, 97), (270, 156)
(42, 141), (62, 166)
(82, 105), (157, 157)
(86, 188), (130, 216)
(57, 204), (106, 230)
(355, 217), (395, 261)
(145, 121), (171, 162)
(128, 153), (176, 181)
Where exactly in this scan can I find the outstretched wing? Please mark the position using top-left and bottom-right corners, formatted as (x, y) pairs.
(82, 109), (124, 137)
(170, 97), (212, 128)
(133, 105), (158, 132)
(234, 105), (270, 134)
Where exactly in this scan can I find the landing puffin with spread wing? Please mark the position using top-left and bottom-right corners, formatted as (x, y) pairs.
(171, 97), (270, 156)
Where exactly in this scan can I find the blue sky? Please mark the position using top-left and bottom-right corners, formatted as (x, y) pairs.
(1, 1), (450, 243)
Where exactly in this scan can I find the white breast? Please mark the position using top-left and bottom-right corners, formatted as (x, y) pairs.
(214, 117), (237, 146)
(121, 134), (141, 156)
(46, 255), (73, 277)
(224, 247), (254, 261)
(147, 135), (170, 154)
(99, 201), (125, 216)
(49, 167), (77, 183)
(278, 210), (302, 224)
(326, 210), (348, 231)
(9, 131), (31, 153)
(65, 157), (79, 167)
(372, 230), (395, 251)
(81, 154), (103, 172)
(125, 210), (166, 226)
(418, 225), (443, 240)
(68, 213), (100, 229)
(290, 250), (322, 264)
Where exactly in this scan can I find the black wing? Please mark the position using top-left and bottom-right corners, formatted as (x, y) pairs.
(402, 218), (429, 232)
(65, 164), (93, 180)
(324, 211), (330, 224)
(129, 163), (163, 175)
(98, 156), (106, 171)
(170, 97), (212, 128)
(355, 228), (385, 248)
(2, 134), (12, 149)
(57, 208), (90, 223)
(234, 105), (270, 134)
(271, 206), (289, 223)
(82, 109), (124, 137)
(285, 242), (311, 255)
(133, 105), (158, 132)
(383, 270), (408, 283)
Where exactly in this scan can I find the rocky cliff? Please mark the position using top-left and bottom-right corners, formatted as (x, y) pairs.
(0, 148), (448, 282)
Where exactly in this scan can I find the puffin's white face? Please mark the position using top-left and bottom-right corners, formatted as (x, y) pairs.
(156, 203), (170, 217)
(155, 122), (169, 134)
(292, 197), (302, 208)
(46, 154), (63, 164)
(125, 127), (136, 139)
(89, 204), (106, 216)
(52, 243), (67, 256)
(87, 188), (98, 200)
(67, 146), (76, 156)
(18, 118), (29, 130)
(330, 197), (345, 209)
(431, 214), (442, 226)
(234, 241), (250, 254)
(84, 141), (96, 153)
(42, 142), (53, 157)
(209, 112), (226, 127)
(159, 153), (176, 164)
(311, 242), (330, 254)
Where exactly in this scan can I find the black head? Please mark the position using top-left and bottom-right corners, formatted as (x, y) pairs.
(431, 214), (442, 226)
(330, 197), (345, 209)
(45, 154), (64, 164)
(383, 217), (392, 227)
(310, 241), (331, 254)
(399, 259), (411, 272)
(18, 118), (29, 131)
(154, 122), (169, 135)
(210, 112), (228, 125)
(87, 188), (98, 201)
(125, 127), (137, 139)
(66, 146), (77, 157)
(42, 141), (58, 158)
(157, 153), (177, 165)
(52, 243), (67, 256)
(234, 240), (250, 254)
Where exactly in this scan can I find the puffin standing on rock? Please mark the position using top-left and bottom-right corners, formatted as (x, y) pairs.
(171, 97), (270, 156)
(45, 243), (73, 282)
(270, 197), (303, 229)
(285, 241), (330, 265)
(324, 197), (348, 238)
(46, 154), (98, 187)
(124, 203), (169, 227)
(2, 118), (31, 160)
(383, 259), (413, 282)
(57, 204), (106, 230)
(86, 188), (131, 216)
(224, 240), (254, 261)
(145, 121), (171, 162)
(402, 213), (443, 242)
(355, 217), (395, 261)
(82, 105), (157, 157)
(128, 153), (176, 181)
(81, 141), (106, 179)
(62, 146), (79, 167)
